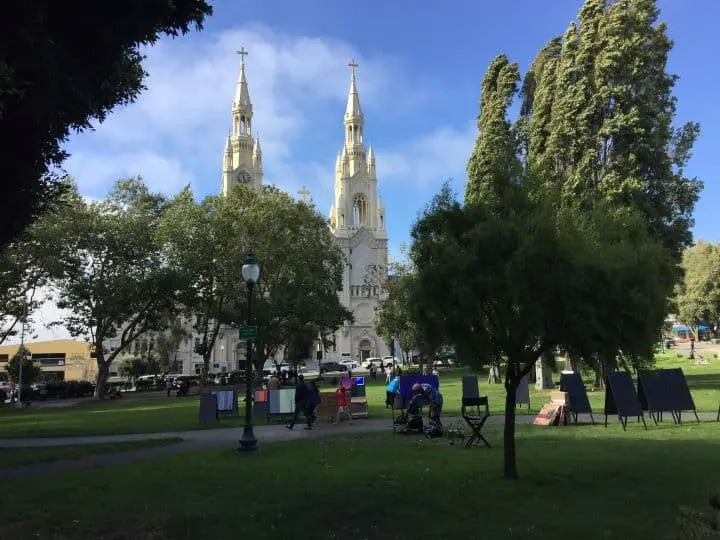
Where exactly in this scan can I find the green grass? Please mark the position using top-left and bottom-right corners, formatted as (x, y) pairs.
(2, 423), (720, 539)
(0, 438), (183, 469)
(0, 352), (717, 438)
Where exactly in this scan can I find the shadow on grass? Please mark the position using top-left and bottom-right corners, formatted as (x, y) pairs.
(2, 423), (720, 540)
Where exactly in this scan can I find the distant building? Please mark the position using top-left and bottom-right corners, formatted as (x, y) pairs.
(0, 339), (97, 381)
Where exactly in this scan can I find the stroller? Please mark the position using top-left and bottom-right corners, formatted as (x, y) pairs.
(395, 397), (443, 438)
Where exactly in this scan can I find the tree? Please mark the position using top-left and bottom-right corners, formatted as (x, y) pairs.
(410, 180), (674, 480)
(157, 190), (227, 378)
(675, 242), (720, 337)
(159, 185), (352, 372)
(0, 1), (213, 250)
(154, 317), (190, 373)
(6, 348), (41, 387)
(465, 54), (521, 205)
(37, 178), (185, 399)
(220, 186), (353, 369)
(374, 266), (422, 363)
(118, 357), (148, 386)
(0, 183), (72, 345)
(525, 0), (702, 260)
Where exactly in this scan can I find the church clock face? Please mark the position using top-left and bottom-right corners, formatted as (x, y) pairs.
(234, 169), (252, 184)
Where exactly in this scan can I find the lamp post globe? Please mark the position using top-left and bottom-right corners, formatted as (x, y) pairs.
(238, 251), (261, 453)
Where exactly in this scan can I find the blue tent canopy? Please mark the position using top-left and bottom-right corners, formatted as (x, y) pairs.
(672, 325), (691, 332)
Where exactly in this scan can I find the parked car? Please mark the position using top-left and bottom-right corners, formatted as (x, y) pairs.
(339, 359), (359, 370)
(320, 361), (349, 374)
(663, 337), (676, 348)
(382, 356), (401, 368)
(362, 357), (384, 369)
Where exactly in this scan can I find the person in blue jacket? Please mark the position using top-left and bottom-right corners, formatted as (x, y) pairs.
(410, 382), (443, 421)
(385, 375), (400, 408)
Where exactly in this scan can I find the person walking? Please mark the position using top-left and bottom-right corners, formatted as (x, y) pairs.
(307, 379), (321, 426)
(287, 375), (311, 430)
(335, 383), (353, 425)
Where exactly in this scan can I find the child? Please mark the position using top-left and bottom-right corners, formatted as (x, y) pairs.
(335, 383), (353, 424)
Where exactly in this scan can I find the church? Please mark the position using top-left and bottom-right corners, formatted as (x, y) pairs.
(218, 50), (390, 365)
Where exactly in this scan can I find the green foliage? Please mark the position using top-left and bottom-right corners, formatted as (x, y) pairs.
(35, 178), (186, 398)
(0, 1), (212, 250)
(6, 348), (41, 386)
(158, 184), (352, 370)
(118, 357), (148, 382)
(529, 0), (702, 259)
(373, 264), (422, 360)
(675, 242), (720, 332)
(465, 54), (521, 205)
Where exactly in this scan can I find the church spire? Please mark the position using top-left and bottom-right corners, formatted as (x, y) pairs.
(234, 47), (252, 110)
(344, 59), (363, 121)
(343, 59), (366, 174)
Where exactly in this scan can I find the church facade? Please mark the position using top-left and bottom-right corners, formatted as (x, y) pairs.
(326, 61), (390, 363)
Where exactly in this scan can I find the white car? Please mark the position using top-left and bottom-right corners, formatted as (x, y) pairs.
(362, 357), (384, 369)
(339, 359), (359, 370)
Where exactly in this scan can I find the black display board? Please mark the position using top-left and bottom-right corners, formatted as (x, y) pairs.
(662, 368), (699, 422)
(560, 372), (594, 423)
(198, 392), (218, 424)
(637, 370), (673, 424)
(515, 374), (530, 409)
(604, 371), (646, 431)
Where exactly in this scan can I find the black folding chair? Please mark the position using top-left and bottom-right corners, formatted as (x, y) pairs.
(461, 376), (490, 449)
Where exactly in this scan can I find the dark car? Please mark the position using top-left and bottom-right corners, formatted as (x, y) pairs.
(319, 361), (348, 374)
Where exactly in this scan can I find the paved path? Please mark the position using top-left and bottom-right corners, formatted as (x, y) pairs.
(1, 412), (716, 479)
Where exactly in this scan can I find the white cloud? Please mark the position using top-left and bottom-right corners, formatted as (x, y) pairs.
(33, 23), (473, 346)
(64, 23), (427, 202)
(377, 124), (476, 187)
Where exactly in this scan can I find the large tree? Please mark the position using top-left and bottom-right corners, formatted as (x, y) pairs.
(0, 0), (212, 249)
(221, 186), (353, 368)
(675, 242), (720, 337)
(522, 0), (702, 260)
(37, 178), (185, 398)
(159, 185), (352, 372)
(411, 179), (674, 480)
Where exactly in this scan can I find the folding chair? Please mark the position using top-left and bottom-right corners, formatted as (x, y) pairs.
(461, 376), (491, 449)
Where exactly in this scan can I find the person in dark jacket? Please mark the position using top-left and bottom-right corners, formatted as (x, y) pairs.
(287, 375), (311, 430)
(307, 380), (321, 426)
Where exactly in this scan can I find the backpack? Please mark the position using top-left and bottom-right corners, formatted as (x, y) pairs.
(424, 419), (443, 438)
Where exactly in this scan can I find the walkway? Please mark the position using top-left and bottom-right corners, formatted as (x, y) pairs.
(0, 412), (715, 479)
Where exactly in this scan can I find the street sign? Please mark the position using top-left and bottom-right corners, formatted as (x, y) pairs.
(239, 325), (257, 340)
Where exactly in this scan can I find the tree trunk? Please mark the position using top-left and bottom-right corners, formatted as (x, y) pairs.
(503, 377), (519, 480)
(94, 359), (109, 400)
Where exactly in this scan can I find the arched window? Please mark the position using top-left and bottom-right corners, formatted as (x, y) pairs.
(352, 194), (367, 227)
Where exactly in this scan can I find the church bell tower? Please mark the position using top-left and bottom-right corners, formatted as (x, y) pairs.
(221, 47), (263, 195)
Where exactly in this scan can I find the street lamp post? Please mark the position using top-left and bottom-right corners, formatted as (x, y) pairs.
(237, 251), (261, 453)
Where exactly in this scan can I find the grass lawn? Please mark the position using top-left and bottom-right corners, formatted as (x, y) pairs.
(2, 423), (720, 539)
(0, 352), (717, 438)
(0, 438), (182, 469)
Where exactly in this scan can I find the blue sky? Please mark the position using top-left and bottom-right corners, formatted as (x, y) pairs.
(65, 0), (718, 258)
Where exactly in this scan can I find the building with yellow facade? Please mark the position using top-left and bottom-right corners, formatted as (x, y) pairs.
(0, 339), (97, 382)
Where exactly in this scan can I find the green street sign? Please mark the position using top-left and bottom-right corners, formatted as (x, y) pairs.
(239, 325), (257, 340)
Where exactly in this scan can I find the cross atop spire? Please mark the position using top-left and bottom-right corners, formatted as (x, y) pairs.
(344, 59), (363, 122)
(348, 59), (358, 76)
(233, 47), (252, 109)
(298, 186), (312, 203)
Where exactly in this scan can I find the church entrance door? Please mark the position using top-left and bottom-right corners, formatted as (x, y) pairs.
(358, 339), (372, 363)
